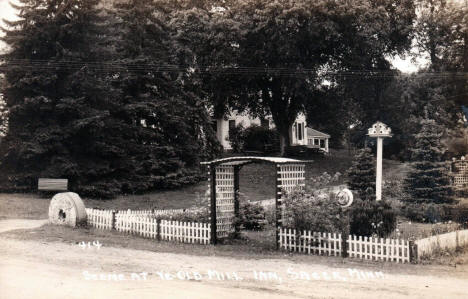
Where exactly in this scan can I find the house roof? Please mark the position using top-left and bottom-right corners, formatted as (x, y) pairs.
(307, 128), (330, 138)
(200, 156), (312, 166)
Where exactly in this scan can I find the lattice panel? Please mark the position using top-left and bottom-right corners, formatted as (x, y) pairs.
(276, 164), (305, 225)
(452, 160), (468, 187)
(278, 164), (305, 194)
(214, 165), (235, 238)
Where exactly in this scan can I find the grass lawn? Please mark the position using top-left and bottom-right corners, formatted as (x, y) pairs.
(0, 193), (50, 220)
(0, 150), (410, 216)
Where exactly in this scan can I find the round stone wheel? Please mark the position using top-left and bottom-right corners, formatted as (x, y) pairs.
(336, 188), (354, 208)
(48, 192), (87, 227)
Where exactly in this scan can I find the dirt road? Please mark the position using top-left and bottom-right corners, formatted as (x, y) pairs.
(0, 219), (48, 233)
(1, 230), (468, 299)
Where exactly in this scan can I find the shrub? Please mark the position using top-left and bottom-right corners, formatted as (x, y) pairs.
(403, 116), (453, 204)
(403, 203), (468, 225)
(382, 179), (406, 200)
(283, 187), (348, 232)
(165, 190), (210, 223)
(227, 124), (279, 153)
(452, 207), (468, 227)
(402, 203), (448, 223)
(243, 125), (279, 152)
(263, 203), (276, 226)
(167, 208), (210, 223)
(285, 145), (308, 158)
(226, 123), (246, 153)
(346, 147), (375, 201)
(236, 199), (266, 230)
(349, 200), (396, 237)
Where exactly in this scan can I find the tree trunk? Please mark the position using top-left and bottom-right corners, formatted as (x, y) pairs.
(278, 127), (290, 157)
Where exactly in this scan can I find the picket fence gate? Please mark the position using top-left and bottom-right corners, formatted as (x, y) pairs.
(279, 228), (342, 256)
(86, 208), (113, 230)
(347, 235), (410, 263)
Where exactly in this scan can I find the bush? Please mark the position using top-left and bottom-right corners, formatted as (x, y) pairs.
(403, 203), (468, 225)
(285, 145), (308, 158)
(451, 207), (468, 227)
(227, 124), (279, 153)
(226, 123), (246, 153)
(236, 198), (266, 230)
(349, 200), (396, 237)
(166, 208), (210, 223)
(346, 147), (375, 201)
(243, 125), (279, 152)
(283, 188), (348, 232)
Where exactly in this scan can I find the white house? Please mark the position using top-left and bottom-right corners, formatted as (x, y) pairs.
(214, 110), (329, 153)
(307, 128), (330, 153)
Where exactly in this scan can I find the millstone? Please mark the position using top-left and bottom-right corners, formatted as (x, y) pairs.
(48, 192), (87, 227)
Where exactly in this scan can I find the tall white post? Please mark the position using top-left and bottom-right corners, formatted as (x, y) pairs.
(376, 137), (383, 201)
(367, 122), (392, 202)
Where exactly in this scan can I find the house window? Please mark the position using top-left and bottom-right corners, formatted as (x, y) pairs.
(228, 120), (236, 136)
(298, 123), (303, 140)
(295, 122), (303, 141)
(314, 139), (319, 146)
(320, 139), (325, 148)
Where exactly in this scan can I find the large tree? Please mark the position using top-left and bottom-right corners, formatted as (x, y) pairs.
(0, 0), (219, 198)
(170, 0), (416, 155)
(0, 0), (126, 197)
(413, 0), (468, 109)
(112, 0), (220, 191)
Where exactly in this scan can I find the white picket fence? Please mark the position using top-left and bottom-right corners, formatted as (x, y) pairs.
(279, 228), (342, 256)
(347, 235), (410, 263)
(86, 208), (113, 230)
(278, 228), (410, 263)
(115, 214), (158, 239)
(415, 229), (468, 259)
(116, 208), (193, 217)
(85, 208), (210, 245)
(160, 220), (211, 244)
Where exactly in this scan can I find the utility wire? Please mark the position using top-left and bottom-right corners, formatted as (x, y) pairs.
(0, 59), (467, 78)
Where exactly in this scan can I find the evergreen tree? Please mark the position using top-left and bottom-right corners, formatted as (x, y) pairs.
(347, 147), (376, 201)
(0, 0), (219, 198)
(112, 0), (220, 192)
(0, 0), (122, 197)
(404, 112), (453, 204)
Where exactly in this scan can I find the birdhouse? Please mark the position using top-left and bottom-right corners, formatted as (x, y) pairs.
(367, 121), (392, 138)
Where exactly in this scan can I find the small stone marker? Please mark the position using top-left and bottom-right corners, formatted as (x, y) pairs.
(48, 192), (87, 227)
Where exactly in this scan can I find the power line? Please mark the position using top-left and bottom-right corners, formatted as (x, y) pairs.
(0, 59), (467, 78)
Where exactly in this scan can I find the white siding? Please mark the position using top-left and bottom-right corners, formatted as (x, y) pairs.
(216, 111), (306, 149)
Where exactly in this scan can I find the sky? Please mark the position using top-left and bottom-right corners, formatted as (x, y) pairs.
(0, 0), (427, 73)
